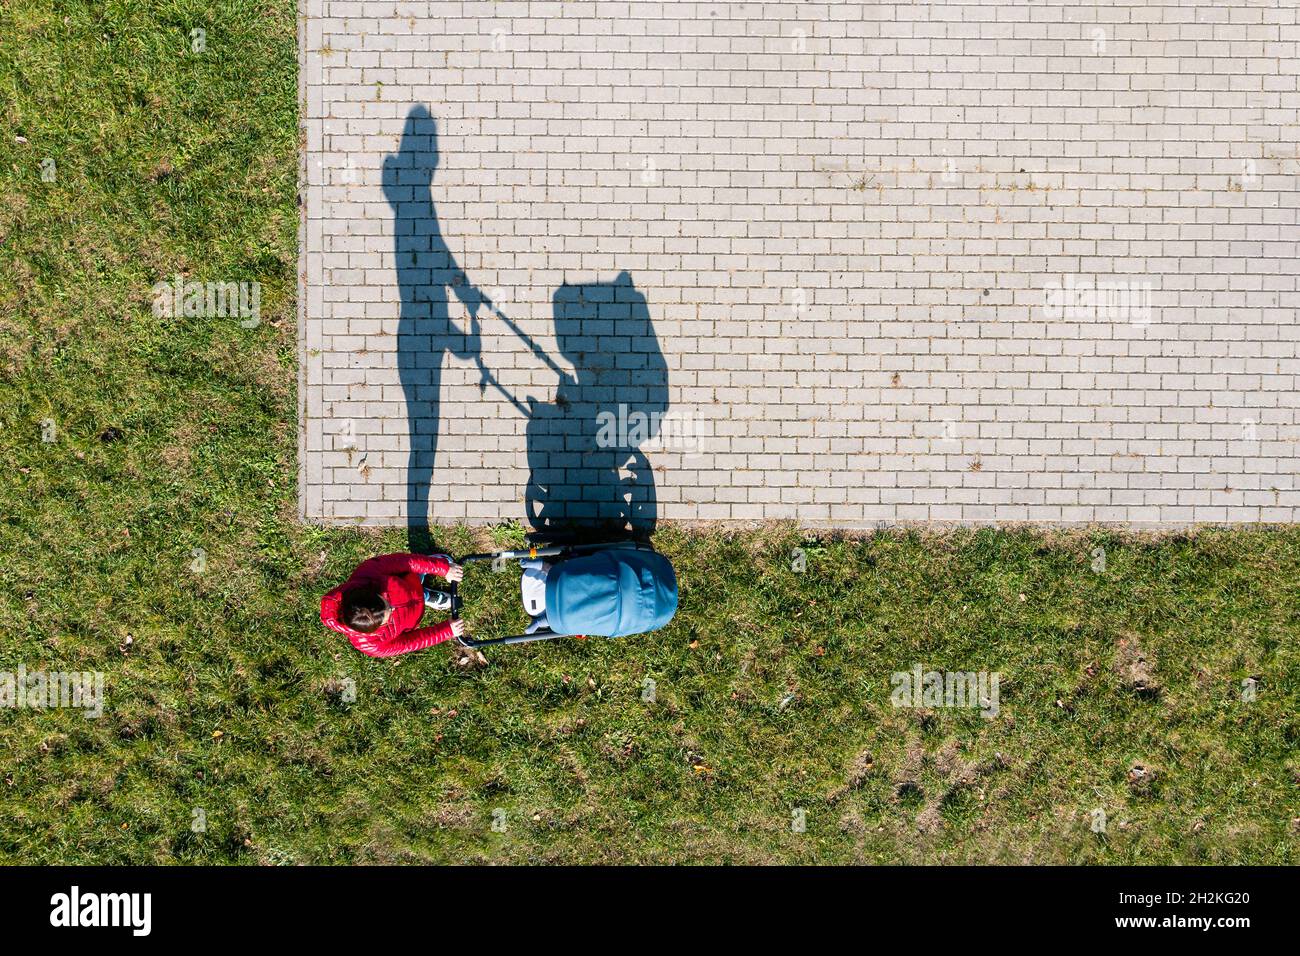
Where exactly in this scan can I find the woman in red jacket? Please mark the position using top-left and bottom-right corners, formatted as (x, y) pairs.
(320, 553), (465, 657)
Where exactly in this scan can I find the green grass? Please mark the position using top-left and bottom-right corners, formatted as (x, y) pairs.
(1, 1), (1297, 864)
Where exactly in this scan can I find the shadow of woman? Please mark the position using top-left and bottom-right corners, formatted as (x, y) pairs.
(382, 106), (483, 552)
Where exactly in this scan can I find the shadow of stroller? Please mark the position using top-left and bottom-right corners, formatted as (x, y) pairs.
(524, 272), (668, 541)
(383, 106), (483, 552)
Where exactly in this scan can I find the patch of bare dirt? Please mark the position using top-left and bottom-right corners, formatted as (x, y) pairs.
(894, 735), (926, 795)
(451, 645), (488, 669)
(0, 318), (32, 379)
(1116, 633), (1160, 697)
(148, 158), (174, 182)
(827, 748), (874, 804)
(1127, 761), (1158, 795)
(838, 808), (867, 835)
(915, 802), (944, 834)
(895, 737), (1010, 834)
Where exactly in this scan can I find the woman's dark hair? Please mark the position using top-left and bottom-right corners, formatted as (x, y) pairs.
(341, 586), (388, 633)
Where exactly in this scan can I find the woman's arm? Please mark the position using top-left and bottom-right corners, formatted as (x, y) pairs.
(355, 553), (452, 578)
(350, 619), (457, 658)
(319, 589), (345, 631)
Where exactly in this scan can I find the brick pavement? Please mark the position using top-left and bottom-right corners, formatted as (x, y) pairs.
(299, 1), (1300, 529)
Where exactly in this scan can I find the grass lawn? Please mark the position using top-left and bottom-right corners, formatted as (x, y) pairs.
(1, 0), (1297, 864)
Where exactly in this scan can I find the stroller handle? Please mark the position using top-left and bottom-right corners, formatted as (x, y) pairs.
(460, 630), (569, 649)
(458, 546), (568, 564)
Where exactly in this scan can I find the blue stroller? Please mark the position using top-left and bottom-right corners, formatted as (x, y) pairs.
(450, 540), (678, 648)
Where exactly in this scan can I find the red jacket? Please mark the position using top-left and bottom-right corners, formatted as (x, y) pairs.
(320, 553), (454, 657)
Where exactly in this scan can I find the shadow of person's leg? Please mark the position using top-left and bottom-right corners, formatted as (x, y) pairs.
(397, 302), (440, 554)
(406, 426), (436, 554)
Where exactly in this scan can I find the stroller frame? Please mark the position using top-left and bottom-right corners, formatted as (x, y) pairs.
(450, 539), (656, 648)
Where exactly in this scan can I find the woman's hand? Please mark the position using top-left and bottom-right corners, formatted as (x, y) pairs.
(445, 563), (464, 583)
(450, 618), (467, 638)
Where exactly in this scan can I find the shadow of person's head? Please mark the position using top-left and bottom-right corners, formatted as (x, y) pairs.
(383, 105), (439, 201)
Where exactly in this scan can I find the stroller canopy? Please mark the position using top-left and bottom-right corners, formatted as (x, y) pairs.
(545, 550), (678, 638)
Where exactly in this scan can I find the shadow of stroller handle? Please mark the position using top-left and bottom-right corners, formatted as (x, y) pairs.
(482, 298), (569, 379)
